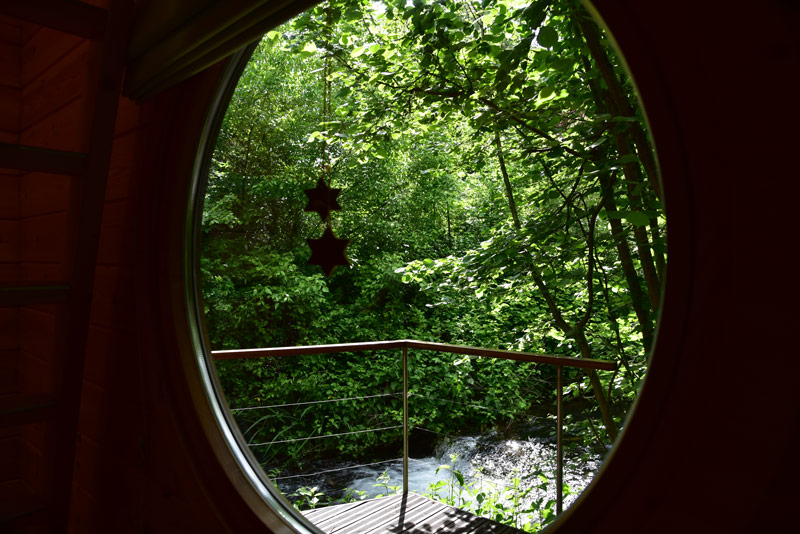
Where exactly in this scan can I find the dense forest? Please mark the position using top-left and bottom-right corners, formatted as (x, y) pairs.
(200, 0), (664, 519)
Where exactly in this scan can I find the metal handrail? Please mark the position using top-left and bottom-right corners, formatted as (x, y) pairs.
(212, 339), (615, 515)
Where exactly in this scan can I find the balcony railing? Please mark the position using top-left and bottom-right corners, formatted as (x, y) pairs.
(212, 339), (615, 515)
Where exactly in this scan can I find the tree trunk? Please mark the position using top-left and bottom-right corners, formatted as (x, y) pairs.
(494, 130), (521, 230)
(598, 171), (655, 352)
(577, 332), (619, 442)
(446, 203), (452, 246)
(497, 127), (618, 441)
(572, 8), (660, 351)
(573, 8), (668, 289)
(529, 268), (619, 441)
(576, 10), (661, 202)
(612, 129), (662, 310)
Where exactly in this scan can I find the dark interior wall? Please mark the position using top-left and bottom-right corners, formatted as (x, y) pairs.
(65, 61), (237, 533)
(558, 2), (800, 531)
(0, 10), (268, 529)
(0, 12), (139, 530)
(67, 58), (285, 533)
(0, 17), (91, 513)
(0, 14), (23, 501)
(0, 1), (799, 533)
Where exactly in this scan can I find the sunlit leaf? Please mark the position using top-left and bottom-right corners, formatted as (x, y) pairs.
(537, 26), (558, 48)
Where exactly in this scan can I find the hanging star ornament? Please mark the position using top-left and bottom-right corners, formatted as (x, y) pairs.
(304, 177), (342, 221)
(307, 226), (350, 277)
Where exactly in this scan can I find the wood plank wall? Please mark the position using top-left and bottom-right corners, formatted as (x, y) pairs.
(15, 23), (84, 518)
(2, 7), (270, 530)
(1, 9), (136, 530)
(0, 13), (24, 509)
(66, 85), (141, 534)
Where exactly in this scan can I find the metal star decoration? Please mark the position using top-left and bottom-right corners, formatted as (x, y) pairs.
(307, 226), (350, 277)
(304, 177), (342, 221)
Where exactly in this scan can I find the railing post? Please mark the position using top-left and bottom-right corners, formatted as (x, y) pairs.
(556, 364), (563, 515)
(402, 345), (409, 494)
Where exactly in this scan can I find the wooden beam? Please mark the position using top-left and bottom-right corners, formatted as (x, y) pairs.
(0, 481), (48, 526)
(0, 393), (58, 427)
(0, 1), (107, 41)
(0, 283), (70, 305)
(125, 0), (318, 100)
(49, 1), (133, 529)
(0, 143), (87, 175)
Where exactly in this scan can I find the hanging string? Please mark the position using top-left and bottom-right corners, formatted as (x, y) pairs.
(323, 0), (333, 193)
(304, 0), (350, 276)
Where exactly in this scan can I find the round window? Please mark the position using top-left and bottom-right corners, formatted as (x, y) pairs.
(188, 1), (664, 532)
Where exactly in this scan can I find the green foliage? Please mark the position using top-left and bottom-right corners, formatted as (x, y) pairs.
(202, 0), (663, 477)
(289, 463), (573, 533)
(422, 456), (569, 532)
(290, 486), (327, 509)
(373, 470), (403, 497)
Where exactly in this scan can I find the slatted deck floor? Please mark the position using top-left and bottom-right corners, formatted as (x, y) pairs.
(302, 492), (525, 534)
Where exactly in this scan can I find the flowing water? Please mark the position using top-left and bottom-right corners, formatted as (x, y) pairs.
(272, 427), (606, 521)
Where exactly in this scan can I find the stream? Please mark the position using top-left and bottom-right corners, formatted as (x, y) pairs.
(271, 424), (607, 521)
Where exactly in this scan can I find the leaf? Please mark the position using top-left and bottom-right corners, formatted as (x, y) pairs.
(624, 211), (650, 227)
(538, 86), (555, 99)
(617, 154), (639, 164)
(537, 26), (558, 48)
(302, 42), (317, 54)
(552, 57), (575, 71)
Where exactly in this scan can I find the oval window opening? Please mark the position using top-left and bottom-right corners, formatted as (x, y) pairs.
(192, 1), (664, 531)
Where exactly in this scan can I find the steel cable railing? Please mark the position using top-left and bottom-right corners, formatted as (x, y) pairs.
(247, 425), (403, 447)
(230, 392), (399, 412)
(271, 458), (403, 482)
(213, 339), (615, 515)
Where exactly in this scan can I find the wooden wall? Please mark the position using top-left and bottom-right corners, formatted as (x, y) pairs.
(1, 1), (800, 533)
(0, 8), (148, 530)
(0, 7), (256, 528)
(0, 14), (24, 512)
(0, 16), (86, 532)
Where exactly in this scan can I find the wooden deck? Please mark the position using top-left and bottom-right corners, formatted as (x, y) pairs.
(302, 492), (526, 534)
